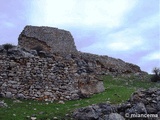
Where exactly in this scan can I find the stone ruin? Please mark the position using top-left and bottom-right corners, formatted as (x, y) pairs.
(0, 25), (147, 101)
(18, 25), (77, 54)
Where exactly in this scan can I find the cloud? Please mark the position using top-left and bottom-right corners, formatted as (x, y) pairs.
(81, 27), (144, 54)
(140, 51), (160, 73)
(2, 21), (16, 28)
(142, 52), (160, 61)
(137, 14), (159, 30)
(29, 0), (138, 28)
(107, 29), (143, 51)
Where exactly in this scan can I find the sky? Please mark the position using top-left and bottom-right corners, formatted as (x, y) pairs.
(0, 0), (160, 73)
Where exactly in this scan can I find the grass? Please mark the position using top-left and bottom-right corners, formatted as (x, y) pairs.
(0, 75), (160, 120)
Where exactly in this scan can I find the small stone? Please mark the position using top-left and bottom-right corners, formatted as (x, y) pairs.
(53, 117), (58, 120)
(0, 100), (8, 107)
(17, 93), (25, 99)
(156, 90), (160, 95)
(158, 111), (160, 118)
(71, 94), (79, 100)
(6, 92), (12, 98)
(156, 96), (160, 101)
(157, 101), (160, 111)
(30, 117), (37, 120)
(65, 96), (70, 99)
(58, 100), (65, 104)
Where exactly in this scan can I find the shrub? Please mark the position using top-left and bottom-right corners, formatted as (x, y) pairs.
(3, 43), (14, 55)
(151, 67), (160, 82)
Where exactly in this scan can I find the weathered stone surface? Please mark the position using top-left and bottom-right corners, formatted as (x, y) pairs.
(17, 93), (26, 99)
(108, 113), (125, 120)
(18, 25), (77, 54)
(5, 92), (12, 98)
(72, 106), (100, 120)
(0, 53), (105, 101)
(125, 102), (147, 114)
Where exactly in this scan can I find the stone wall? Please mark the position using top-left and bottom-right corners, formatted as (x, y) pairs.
(0, 49), (145, 101)
(0, 53), (104, 101)
(77, 52), (142, 75)
(18, 26), (77, 54)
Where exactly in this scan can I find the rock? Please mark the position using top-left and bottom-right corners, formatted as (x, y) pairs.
(58, 100), (65, 104)
(17, 93), (26, 99)
(53, 117), (58, 120)
(22, 51), (34, 57)
(38, 51), (47, 58)
(5, 92), (12, 98)
(8, 48), (23, 56)
(108, 113), (125, 120)
(156, 96), (160, 101)
(72, 106), (99, 120)
(71, 93), (79, 100)
(30, 117), (37, 120)
(30, 50), (38, 56)
(98, 103), (117, 114)
(79, 80), (105, 96)
(146, 105), (157, 114)
(125, 102), (147, 114)
(44, 92), (52, 96)
(103, 115), (109, 120)
(0, 100), (7, 107)
(0, 93), (3, 98)
(158, 111), (160, 118)
(156, 90), (160, 96)
(157, 101), (160, 111)
(18, 25), (77, 54)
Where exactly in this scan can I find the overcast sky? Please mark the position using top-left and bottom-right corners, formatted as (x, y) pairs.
(0, 0), (160, 73)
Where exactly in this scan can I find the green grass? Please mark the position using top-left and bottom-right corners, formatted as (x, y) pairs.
(0, 75), (159, 120)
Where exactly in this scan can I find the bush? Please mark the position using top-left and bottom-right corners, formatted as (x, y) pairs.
(151, 67), (160, 82)
(3, 43), (14, 55)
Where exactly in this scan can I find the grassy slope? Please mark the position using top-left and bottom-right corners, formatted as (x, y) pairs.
(0, 75), (160, 120)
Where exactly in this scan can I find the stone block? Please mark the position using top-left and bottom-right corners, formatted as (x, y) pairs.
(18, 25), (77, 54)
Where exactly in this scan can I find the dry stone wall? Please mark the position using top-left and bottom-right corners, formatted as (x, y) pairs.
(0, 50), (145, 101)
(0, 53), (104, 101)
